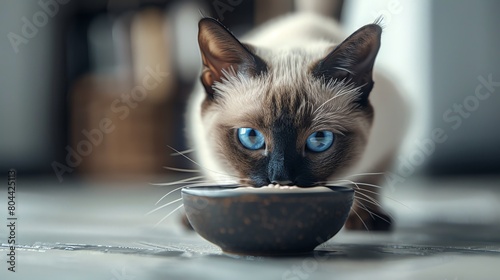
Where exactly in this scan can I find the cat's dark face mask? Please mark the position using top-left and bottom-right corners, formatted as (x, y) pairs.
(219, 104), (373, 188)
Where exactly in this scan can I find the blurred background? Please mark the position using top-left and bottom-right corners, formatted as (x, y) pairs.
(1, 0), (499, 185)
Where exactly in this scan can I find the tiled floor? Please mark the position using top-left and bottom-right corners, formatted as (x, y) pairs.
(1, 177), (499, 280)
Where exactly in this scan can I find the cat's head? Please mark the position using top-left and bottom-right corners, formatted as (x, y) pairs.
(196, 18), (381, 187)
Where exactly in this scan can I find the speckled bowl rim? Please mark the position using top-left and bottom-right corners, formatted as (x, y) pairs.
(181, 185), (354, 198)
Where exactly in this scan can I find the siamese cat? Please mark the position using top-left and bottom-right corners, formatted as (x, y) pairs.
(186, 13), (409, 230)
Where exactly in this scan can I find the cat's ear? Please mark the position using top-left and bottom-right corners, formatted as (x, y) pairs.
(312, 24), (382, 102)
(198, 18), (267, 97)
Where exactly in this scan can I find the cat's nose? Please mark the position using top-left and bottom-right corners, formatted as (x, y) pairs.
(271, 180), (294, 186)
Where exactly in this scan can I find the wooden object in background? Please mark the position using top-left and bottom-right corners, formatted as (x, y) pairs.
(294, 0), (344, 20)
(69, 8), (178, 181)
(254, 0), (293, 25)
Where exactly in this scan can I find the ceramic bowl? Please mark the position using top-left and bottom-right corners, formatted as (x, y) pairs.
(181, 185), (354, 256)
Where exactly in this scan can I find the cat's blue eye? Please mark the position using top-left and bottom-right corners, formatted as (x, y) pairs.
(306, 131), (334, 152)
(237, 128), (265, 150)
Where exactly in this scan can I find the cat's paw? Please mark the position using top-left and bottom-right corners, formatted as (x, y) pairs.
(345, 207), (392, 231)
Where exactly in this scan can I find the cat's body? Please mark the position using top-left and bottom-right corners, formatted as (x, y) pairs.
(187, 13), (409, 230)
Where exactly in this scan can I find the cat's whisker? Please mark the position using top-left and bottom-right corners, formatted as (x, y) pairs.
(344, 172), (385, 178)
(326, 178), (403, 222)
(353, 187), (381, 201)
(163, 166), (201, 173)
(169, 148), (195, 157)
(349, 182), (411, 210)
(329, 178), (411, 210)
(151, 176), (205, 186)
(155, 181), (233, 206)
(350, 181), (383, 189)
(355, 200), (375, 220)
(165, 180), (211, 186)
(167, 145), (240, 179)
(338, 181), (385, 196)
(328, 179), (388, 212)
(355, 200), (392, 225)
(358, 202), (393, 225)
(146, 198), (183, 216)
(353, 192), (393, 221)
(319, 179), (362, 191)
(353, 193), (383, 211)
(155, 186), (185, 206)
(352, 185), (389, 200)
(349, 207), (370, 232)
(154, 204), (185, 228)
(329, 179), (383, 189)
